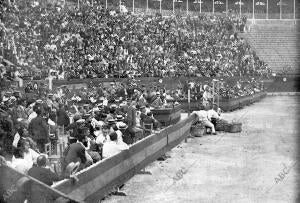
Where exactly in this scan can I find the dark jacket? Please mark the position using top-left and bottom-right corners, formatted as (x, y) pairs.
(28, 116), (49, 140)
(28, 166), (60, 186)
(56, 108), (70, 127)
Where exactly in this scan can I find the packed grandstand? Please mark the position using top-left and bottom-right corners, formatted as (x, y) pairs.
(0, 0), (297, 201)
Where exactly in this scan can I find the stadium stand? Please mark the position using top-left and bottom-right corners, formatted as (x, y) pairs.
(241, 21), (299, 74)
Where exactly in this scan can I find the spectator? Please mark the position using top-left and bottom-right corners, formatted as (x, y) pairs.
(102, 132), (128, 159)
(28, 105), (49, 152)
(28, 155), (60, 186)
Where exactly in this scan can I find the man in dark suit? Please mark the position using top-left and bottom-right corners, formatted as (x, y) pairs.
(28, 106), (49, 153)
(28, 155), (60, 186)
(56, 103), (70, 127)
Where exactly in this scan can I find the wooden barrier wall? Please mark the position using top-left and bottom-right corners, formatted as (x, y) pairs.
(171, 92), (267, 112)
(0, 164), (82, 203)
(53, 114), (197, 202)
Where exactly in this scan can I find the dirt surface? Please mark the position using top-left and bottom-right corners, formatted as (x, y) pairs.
(104, 96), (299, 203)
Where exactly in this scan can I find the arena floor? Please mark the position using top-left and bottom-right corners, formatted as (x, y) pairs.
(104, 96), (299, 203)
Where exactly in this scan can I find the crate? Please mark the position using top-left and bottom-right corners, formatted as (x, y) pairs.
(190, 124), (205, 137)
(227, 122), (242, 133)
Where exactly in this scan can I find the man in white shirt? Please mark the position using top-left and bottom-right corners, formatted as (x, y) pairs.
(202, 85), (213, 109)
(207, 104), (221, 121)
(192, 110), (217, 135)
(102, 132), (129, 159)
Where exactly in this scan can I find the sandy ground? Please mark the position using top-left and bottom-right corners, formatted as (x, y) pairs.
(104, 96), (299, 203)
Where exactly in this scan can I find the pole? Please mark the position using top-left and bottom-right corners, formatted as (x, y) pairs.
(200, 0), (201, 14)
(294, 0), (295, 21)
(106, 0), (107, 9)
(239, 0), (242, 16)
(160, 0), (162, 14)
(213, 0), (215, 14)
(188, 89), (190, 115)
(212, 81), (215, 104)
(185, 88), (190, 143)
(77, 0), (79, 9)
(217, 82), (220, 108)
(173, 0), (175, 14)
(186, 0), (188, 15)
(147, 0), (149, 13)
(280, 0), (282, 19)
(266, 0), (269, 19)
(252, 0), (254, 23)
(133, 0), (135, 14)
(119, 0), (121, 12)
(226, 0), (228, 15)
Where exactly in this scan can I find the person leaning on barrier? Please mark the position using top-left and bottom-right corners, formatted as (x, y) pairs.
(61, 132), (93, 175)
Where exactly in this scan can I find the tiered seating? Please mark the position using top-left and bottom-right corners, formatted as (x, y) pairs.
(241, 23), (299, 74)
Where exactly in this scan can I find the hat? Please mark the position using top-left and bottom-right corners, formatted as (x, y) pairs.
(48, 93), (53, 97)
(76, 118), (85, 123)
(93, 107), (100, 112)
(110, 104), (117, 109)
(36, 99), (43, 103)
(108, 119), (116, 124)
(116, 115), (124, 121)
(156, 92), (160, 95)
(117, 122), (128, 130)
(140, 105), (146, 109)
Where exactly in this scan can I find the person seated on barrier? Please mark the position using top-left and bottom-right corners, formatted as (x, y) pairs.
(192, 109), (217, 135)
(28, 155), (60, 186)
(102, 132), (129, 159)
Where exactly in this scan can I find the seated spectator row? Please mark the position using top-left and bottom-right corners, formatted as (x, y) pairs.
(1, 1), (271, 80)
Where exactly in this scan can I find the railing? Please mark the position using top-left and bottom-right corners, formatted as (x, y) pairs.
(67, 0), (300, 19)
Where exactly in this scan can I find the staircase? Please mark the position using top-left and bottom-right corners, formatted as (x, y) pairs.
(240, 22), (299, 75)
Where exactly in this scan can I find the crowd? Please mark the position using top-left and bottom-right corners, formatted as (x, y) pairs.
(1, 0), (271, 79)
(0, 0), (269, 192)
(0, 81), (174, 186)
